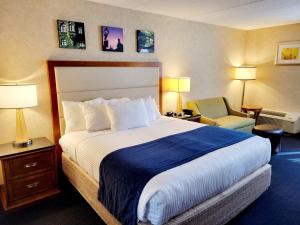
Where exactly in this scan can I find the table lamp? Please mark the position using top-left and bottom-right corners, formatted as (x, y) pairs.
(234, 66), (256, 108)
(165, 77), (190, 112)
(0, 84), (38, 147)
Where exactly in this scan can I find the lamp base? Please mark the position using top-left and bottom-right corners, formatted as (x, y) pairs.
(13, 139), (33, 148)
(176, 93), (183, 113)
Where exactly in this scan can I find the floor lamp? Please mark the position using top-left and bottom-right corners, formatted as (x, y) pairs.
(235, 66), (256, 109)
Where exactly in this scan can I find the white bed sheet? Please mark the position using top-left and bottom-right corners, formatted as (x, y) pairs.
(59, 117), (271, 225)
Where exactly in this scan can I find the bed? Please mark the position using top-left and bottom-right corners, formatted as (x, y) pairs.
(48, 60), (271, 225)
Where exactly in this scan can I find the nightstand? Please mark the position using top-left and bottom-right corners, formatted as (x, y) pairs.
(170, 114), (201, 123)
(0, 137), (60, 212)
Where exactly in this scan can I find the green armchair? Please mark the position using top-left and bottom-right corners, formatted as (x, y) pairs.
(187, 97), (255, 132)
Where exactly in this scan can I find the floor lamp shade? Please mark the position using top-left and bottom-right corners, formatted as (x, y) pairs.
(165, 77), (190, 112)
(235, 66), (256, 80)
(0, 84), (38, 147)
(234, 66), (256, 108)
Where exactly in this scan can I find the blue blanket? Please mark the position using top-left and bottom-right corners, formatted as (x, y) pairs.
(98, 126), (253, 225)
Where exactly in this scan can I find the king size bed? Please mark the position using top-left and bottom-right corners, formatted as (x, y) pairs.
(48, 60), (271, 225)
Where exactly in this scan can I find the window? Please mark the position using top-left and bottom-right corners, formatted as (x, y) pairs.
(60, 24), (67, 33)
(68, 23), (75, 32)
(61, 39), (67, 46)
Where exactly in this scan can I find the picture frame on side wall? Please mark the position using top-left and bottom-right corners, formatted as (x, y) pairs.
(57, 20), (86, 49)
(276, 41), (300, 65)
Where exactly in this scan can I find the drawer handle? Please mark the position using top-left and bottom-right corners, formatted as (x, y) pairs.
(25, 162), (38, 168)
(26, 182), (40, 189)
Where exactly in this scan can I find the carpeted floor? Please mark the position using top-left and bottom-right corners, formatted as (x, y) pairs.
(227, 133), (300, 225)
(1, 134), (300, 225)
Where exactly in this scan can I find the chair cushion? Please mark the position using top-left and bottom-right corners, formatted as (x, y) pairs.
(214, 115), (255, 130)
(194, 97), (228, 119)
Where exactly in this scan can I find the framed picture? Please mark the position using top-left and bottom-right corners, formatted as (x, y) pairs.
(101, 26), (124, 52)
(276, 41), (300, 65)
(137, 30), (154, 53)
(57, 20), (86, 49)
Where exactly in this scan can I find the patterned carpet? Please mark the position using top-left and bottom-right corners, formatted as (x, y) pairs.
(0, 134), (299, 225)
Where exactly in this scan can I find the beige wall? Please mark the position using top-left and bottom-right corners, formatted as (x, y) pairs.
(245, 23), (300, 112)
(0, 0), (246, 144)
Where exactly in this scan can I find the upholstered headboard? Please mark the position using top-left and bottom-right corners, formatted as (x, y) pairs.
(48, 61), (162, 158)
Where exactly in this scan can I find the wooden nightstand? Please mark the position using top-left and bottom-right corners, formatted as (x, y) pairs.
(169, 114), (201, 123)
(0, 137), (60, 212)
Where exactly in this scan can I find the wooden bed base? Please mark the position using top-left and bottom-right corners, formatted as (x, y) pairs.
(62, 153), (271, 225)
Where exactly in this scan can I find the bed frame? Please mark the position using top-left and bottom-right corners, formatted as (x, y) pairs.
(47, 60), (271, 225)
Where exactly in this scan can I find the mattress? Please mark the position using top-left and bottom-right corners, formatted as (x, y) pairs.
(59, 117), (271, 225)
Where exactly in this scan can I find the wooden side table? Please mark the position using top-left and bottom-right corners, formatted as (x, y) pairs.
(0, 137), (60, 212)
(241, 105), (263, 125)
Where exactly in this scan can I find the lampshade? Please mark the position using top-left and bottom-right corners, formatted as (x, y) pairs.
(235, 66), (256, 80)
(166, 77), (191, 93)
(0, 84), (38, 109)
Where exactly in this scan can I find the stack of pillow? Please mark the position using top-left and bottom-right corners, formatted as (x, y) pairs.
(62, 97), (161, 133)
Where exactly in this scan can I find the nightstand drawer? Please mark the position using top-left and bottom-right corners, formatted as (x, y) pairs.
(7, 171), (56, 202)
(4, 150), (54, 179)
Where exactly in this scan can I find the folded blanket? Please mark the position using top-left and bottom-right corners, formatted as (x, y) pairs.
(98, 126), (253, 225)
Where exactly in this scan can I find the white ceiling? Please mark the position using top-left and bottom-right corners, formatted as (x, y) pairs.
(88, 0), (300, 30)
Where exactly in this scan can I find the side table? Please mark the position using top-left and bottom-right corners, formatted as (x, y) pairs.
(241, 105), (263, 125)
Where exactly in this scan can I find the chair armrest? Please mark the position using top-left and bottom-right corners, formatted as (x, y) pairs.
(200, 116), (218, 126)
(222, 97), (248, 118)
(230, 110), (248, 118)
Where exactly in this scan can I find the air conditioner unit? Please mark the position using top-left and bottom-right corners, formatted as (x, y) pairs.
(257, 109), (300, 134)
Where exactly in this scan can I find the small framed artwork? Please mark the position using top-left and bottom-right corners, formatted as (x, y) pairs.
(137, 30), (154, 53)
(276, 41), (300, 65)
(101, 26), (124, 52)
(57, 20), (86, 49)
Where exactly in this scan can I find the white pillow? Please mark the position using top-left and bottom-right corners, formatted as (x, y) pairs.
(104, 97), (130, 105)
(85, 97), (104, 106)
(62, 101), (86, 133)
(81, 102), (110, 132)
(142, 97), (154, 121)
(142, 97), (161, 121)
(62, 97), (104, 133)
(151, 98), (161, 120)
(106, 99), (149, 131)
